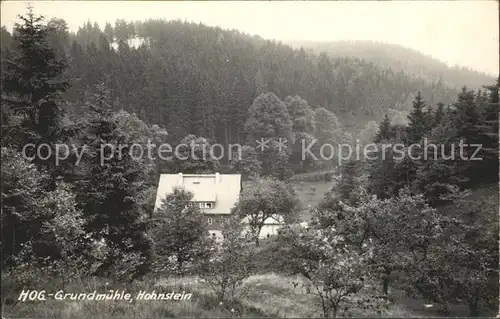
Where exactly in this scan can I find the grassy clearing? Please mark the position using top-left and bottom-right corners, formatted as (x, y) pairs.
(3, 273), (437, 318)
(292, 180), (334, 221)
(288, 170), (337, 183)
(244, 178), (334, 222)
(6, 186), (494, 318)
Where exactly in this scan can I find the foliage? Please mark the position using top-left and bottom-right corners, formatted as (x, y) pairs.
(229, 145), (262, 181)
(244, 92), (293, 176)
(0, 147), (99, 289)
(405, 92), (431, 144)
(173, 134), (220, 174)
(73, 95), (153, 279)
(335, 160), (363, 205)
(1, 148), (83, 268)
(233, 177), (300, 246)
(1, 8), (71, 188)
(289, 170), (337, 183)
(358, 121), (379, 145)
(285, 95), (316, 135)
(275, 224), (387, 318)
(314, 187), (451, 296)
(406, 195), (499, 316)
(199, 216), (254, 302)
(151, 187), (213, 276)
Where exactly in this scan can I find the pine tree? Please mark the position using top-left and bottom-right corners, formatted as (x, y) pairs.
(270, 149), (293, 181)
(452, 87), (485, 185)
(374, 114), (393, 143)
(74, 84), (153, 278)
(414, 103), (467, 205)
(359, 120), (379, 145)
(151, 187), (211, 276)
(475, 80), (499, 184)
(336, 160), (361, 205)
(103, 22), (114, 42)
(406, 92), (429, 144)
(1, 7), (70, 187)
(434, 102), (445, 127)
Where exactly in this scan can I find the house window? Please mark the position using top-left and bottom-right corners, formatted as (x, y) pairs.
(199, 202), (213, 209)
(208, 218), (213, 225)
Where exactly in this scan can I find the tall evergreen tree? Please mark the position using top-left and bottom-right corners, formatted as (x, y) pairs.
(452, 87), (485, 185)
(406, 92), (429, 144)
(336, 160), (362, 206)
(475, 81), (499, 184)
(74, 84), (153, 278)
(1, 7), (70, 187)
(434, 102), (445, 127)
(374, 114), (393, 143)
(151, 187), (211, 276)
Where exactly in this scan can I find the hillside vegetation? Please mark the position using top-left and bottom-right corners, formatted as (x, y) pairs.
(288, 40), (496, 89)
(2, 20), (463, 138)
(1, 8), (499, 319)
(3, 274), (442, 318)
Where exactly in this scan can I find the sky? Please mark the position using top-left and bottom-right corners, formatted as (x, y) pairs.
(1, 1), (498, 75)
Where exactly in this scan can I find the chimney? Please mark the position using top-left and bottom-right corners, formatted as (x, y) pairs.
(215, 172), (220, 184)
(178, 173), (183, 185)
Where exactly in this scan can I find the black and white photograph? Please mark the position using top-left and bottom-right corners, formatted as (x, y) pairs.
(1, 1), (499, 318)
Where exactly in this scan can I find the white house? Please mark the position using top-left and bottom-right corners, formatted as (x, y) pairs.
(154, 173), (241, 241)
(154, 173), (286, 241)
(240, 214), (285, 239)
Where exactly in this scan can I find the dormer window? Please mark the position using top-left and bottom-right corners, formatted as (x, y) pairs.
(199, 202), (214, 209)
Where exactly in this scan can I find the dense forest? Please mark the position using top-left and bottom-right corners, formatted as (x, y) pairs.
(289, 40), (495, 89)
(1, 17), (472, 146)
(1, 8), (499, 318)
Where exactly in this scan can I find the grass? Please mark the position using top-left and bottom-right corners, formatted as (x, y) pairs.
(7, 184), (492, 318)
(243, 177), (334, 222)
(3, 273), (442, 318)
(292, 180), (334, 221)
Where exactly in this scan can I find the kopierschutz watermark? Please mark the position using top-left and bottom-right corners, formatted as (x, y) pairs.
(300, 138), (483, 165)
(20, 138), (483, 166)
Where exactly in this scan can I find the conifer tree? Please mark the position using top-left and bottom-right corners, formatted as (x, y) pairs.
(74, 83), (153, 278)
(374, 114), (393, 143)
(367, 147), (397, 199)
(151, 187), (211, 276)
(452, 87), (485, 185)
(336, 160), (362, 206)
(434, 102), (445, 127)
(1, 7), (70, 188)
(476, 80), (499, 183)
(406, 92), (429, 144)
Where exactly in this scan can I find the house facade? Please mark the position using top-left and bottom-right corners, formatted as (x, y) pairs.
(154, 173), (287, 241)
(154, 173), (242, 241)
(241, 214), (285, 239)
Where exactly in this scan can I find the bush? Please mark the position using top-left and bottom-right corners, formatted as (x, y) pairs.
(198, 217), (254, 302)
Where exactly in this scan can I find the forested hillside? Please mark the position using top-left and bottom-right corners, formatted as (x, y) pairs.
(288, 40), (496, 89)
(1, 8), (498, 319)
(2, 19), (462, 142)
